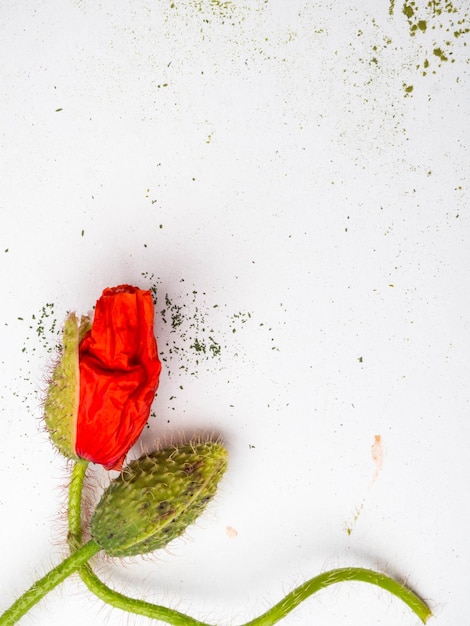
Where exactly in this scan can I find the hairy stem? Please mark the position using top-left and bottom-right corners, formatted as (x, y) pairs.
(68, 462), (432, 625)
(242, 567), (431, 625)
(67, 459), (88, 548)
(0, 540), (101, 626)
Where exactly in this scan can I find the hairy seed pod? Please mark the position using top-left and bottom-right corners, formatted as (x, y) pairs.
(91, 441), (228, 557)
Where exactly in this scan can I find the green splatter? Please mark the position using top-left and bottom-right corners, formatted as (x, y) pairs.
(433, 46), (448, 60)
(19, 303), (58, 356)
(141, 272), (276, 379)
(403, 2), (415, 19)
(400, 0), (469, 76)
(172, 0), (234, 19)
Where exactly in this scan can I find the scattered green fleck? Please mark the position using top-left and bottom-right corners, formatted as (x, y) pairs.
(20, 303), (58, 354)
(191, 338), (206, 354)
(55, 108), (63, 112)
(403, 3), (414, 19)
(358, 356), (363, 363)
(400, 0), (468, 74)
(433, 47), (448, 61)
(208, 337), (221, 356)
(140, 271), (277, 383)
(4, 248), (8, 253)
(81, 229), (84, 237)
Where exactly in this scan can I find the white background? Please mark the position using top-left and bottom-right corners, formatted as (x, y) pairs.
(1, 1), (469, 625)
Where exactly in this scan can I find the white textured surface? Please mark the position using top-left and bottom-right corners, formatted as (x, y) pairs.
(1, 1), (469, 625)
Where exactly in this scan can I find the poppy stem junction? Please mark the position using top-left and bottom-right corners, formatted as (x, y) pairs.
(67, 462), (432, 625)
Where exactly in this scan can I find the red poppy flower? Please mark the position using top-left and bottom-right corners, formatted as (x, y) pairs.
(44, 285), (162, 470)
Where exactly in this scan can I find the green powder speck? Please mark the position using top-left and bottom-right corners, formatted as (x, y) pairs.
(433, 47), (448, 60)
(403, 3), (414, 19)
(141, 272), (275, 381)
(400, 0), (468, 75)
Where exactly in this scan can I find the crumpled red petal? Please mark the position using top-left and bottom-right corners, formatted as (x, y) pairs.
(75, 285), (161, 470)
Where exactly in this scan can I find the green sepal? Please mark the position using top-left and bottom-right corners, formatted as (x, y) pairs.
(43, 312), (91, 460)
(91, 441), (228, 557)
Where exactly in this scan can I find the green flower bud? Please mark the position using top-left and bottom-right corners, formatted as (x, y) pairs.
(43, 312), (91, 460)
(90, 441), (228, 557)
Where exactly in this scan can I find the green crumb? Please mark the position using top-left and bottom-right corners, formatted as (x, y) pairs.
(81, 229), (84, 237)
(403, 2), (414, 19)
(191, 338), (206, 354)
(21, 302), (59, 354)
(358, 356), (363, 363)
(400, 0), (468, 71)
(433, 47), (448, 61)
(140, 271), (276, 379)
(55, 108), (63, 112)
(208, 336), (221, 356)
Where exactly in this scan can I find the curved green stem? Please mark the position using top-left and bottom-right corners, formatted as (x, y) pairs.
(242, 567), (431, 625)
(0, 540), (101, 626)
(68, 462), (432, 625)
(78, 565), (209, 626)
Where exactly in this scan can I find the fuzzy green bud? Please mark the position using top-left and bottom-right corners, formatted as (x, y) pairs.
(43, 312), (91, 460)
(90, 441), (228, 557)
